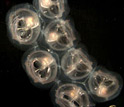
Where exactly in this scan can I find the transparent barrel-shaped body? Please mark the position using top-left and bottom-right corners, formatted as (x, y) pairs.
(88, 67), (123, 102)
(22, 47), (58, 85)
(61, 48), (93, 80)
(33, 0), (69, 19)
(6, 4), (41, 49)
(44, 19), (75, 51)
(55, 84), (90, 107)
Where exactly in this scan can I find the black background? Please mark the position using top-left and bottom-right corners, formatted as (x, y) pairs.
(0, 0), (124, 107)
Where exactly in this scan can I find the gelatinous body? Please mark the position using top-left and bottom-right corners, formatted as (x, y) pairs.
(7, 4), (41, 46)
(33, 0), (69, 19)
(61, 48), (93, 80)
(44, 20), (75, 51)
(55, 84), (90, 107)
(22, 47), (57, 85)
(6, 0), (123, 106)
(88, 68), (123, 102)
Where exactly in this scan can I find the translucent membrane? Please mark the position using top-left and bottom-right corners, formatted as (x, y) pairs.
(6, 4), (41, 46)
(55, 84), (90, 107)
(22, 47), (57, 85)
(44, 19), (75, 51)
(33, 0), (68, 19)
(6, 0), (123, 106)
(88, 67), (123, 102)
(61, 48), (93, 80)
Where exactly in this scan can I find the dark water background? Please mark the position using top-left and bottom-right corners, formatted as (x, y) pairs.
(0, 0), (124, 106)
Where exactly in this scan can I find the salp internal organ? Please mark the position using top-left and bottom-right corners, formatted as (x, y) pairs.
(6, 0), (123, 107)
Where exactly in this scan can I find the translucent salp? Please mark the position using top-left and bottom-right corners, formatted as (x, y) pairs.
(61, 48), (93, 80)
(55, 83), (90, 107)
(33, 0), (69, 19)
(22, 46), (58, 85)
(6, 0), (123, 106)
(6, 4), (41, 49)
(88, 67), (123, 102)
(43, 19), (76, 51)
